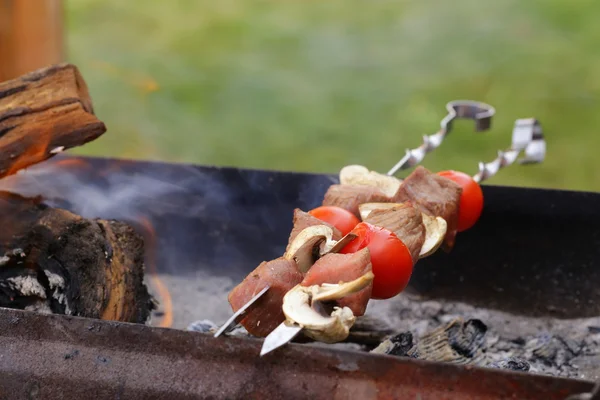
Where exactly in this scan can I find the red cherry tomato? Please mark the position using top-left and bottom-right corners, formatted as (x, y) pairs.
(340, 222), (414, 300)
(308, 206), (360, 236)
(437, 170), (484, 232)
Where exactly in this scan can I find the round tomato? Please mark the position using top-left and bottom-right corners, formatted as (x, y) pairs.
(340, 222), (414, 300)
(308, 206), (360, 236)
(437, 170), (484, 232)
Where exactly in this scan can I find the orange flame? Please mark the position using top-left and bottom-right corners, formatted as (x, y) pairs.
(5, 128), (53, 177)
(51, 158), (92, 170)
(137, 216), (173, 328)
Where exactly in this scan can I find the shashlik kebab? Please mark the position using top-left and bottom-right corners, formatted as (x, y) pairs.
(214, 99), (495, 340)
(227, 165), (480, 342)
(213, 108), (545, 356)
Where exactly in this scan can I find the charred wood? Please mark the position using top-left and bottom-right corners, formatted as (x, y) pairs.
(371, 332), (415, 357)
(0, 191), (154, 323)
(408, 318), (488, 363)
(489, 357), (531, 372)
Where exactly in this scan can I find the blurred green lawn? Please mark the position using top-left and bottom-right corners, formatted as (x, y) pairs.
(64, 0), (600, 191)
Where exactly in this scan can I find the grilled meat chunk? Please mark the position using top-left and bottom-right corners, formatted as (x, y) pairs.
(322, 184), (390, 218)
(301, 248), (373, 316)
(364, 204), (425, 262)
(393, 166), (462, 250)
(228, 257), (303, 337)
(285, 209), (342, 254)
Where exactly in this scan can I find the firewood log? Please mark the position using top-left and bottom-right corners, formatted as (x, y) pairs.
(0, 63), (106, 178)
(0, 191), (154, 323)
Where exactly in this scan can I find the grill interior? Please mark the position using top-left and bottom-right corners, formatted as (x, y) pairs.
(2, 154), (599, 383)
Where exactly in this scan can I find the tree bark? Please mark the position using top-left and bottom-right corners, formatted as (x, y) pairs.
(0, 63), (106, 178)
(0, 191), (154, 323)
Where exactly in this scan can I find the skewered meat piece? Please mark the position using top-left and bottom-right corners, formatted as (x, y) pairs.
(301, 248), (373, 316)
(285, 209), (342, 254)
(363, 204), (426, 263)
(228, 258), (303, 337)
(393, 166), (462, 250)
(322, 184), (390, 218)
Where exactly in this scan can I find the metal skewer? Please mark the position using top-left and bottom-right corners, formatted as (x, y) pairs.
(213, 286), (269, 338)
(215, 100), (494, 338)
(387, 100), (495, 177)
(259, 115), (546, 357)
(260, 321), (303, 356)
(472, 118), (545, 183)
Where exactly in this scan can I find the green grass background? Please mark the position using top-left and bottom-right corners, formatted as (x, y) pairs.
(64, 0), (600, 191)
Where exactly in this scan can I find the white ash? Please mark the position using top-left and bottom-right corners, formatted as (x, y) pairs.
(0, 248), (72, 315)
(187, 319), (218, 334)
(44, 270), (65, 289)
(148, 272), (237, 328)
(24, 299), (53, 314)
(43, 270), (71, 315)
(0, 248), (26, 266)
(3, 276), (47, 299)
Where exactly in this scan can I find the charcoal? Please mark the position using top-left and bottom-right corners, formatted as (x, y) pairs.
(489, 357), (531, 372)
(408, 318), (487, 365)
(588, 326), (600, 334)
(447, 319), (488, 358)
(526, 334), (581, 366)
(371, 332), (414, 357)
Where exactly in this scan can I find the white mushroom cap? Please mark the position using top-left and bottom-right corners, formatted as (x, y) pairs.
(339, 165), (402, 198)
(284, 225), (357, 273)
(358, 202), (447, 259)
(284, 225), (336, 273)
(358, 202), (399, 220)
(419, 213), (447, 258)
(282, 272), (374, 343)
(311, 270), (374, 302)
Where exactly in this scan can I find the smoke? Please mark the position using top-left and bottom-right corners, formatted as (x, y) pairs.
(0, 157), (233, 222)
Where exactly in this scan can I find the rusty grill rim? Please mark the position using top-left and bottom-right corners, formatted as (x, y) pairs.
(0, 306), (596, 399)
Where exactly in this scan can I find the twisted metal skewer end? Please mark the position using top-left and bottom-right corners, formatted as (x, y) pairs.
(387, 100), (496, 177)
(472, 118), (546, 183)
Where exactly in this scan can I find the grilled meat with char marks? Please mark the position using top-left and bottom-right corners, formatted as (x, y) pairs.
(322, 184), (390, 218)
(285, 208), (342, 254)
(393, 166), (462, 251)
(364, 204), (425, 262)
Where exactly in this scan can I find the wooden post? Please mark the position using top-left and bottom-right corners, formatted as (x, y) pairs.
(0, 0), (64, 82)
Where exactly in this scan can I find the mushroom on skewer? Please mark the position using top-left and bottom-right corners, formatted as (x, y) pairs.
(282, 269), (375, 344)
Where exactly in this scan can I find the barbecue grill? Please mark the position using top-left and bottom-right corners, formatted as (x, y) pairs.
(0, 153), (598, 400)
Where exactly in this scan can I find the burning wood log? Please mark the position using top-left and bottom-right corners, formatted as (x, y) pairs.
(0, 191), (154, 323)
(0, 63), (106, 178)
